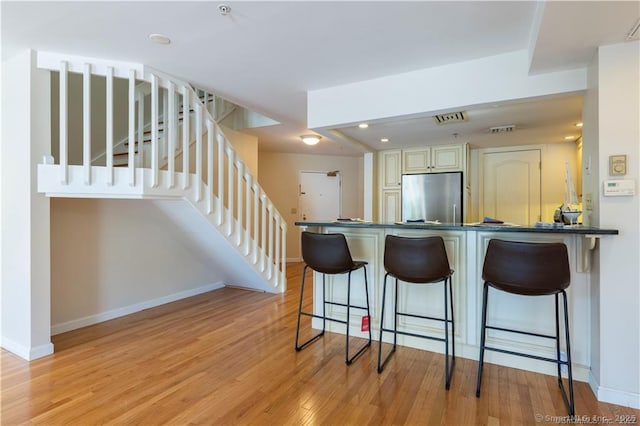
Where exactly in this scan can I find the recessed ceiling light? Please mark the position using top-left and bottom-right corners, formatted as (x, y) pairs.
(149, 33), (171, 45)
(358, 123), (369, 129)
(565, 136), (575, 140)
(380, 138), (389, 143)
(575, 122), (583, 128)
(300, 135), (321, 146)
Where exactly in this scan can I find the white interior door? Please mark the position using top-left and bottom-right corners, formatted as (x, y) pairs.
(299, 171), (341, 221)
(481, 149), (541, 225)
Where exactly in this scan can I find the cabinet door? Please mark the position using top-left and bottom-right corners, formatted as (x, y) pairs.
(431, 144), (464, 172)
(381, 190), (401, 223)
(380, 150), (402, 189)
(402, 147), (430, 174)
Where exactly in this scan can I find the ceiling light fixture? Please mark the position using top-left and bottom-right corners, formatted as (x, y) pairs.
(358, 123), (369, 129)
(149, 33), (171, 45)
(575, 122), (583, 128)
(381, 138), (389, 143)
(300, 135), (321, 146)
(565, 136), (575, 140)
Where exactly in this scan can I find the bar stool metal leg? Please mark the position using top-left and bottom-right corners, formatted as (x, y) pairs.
(377, 273), (396, 372)
(560, 290), (575, 416)
(444, 276), (456, 390)
(345, 267), (372, 365)
(476, 282), (489, 397)
(295, 265), (326, 351)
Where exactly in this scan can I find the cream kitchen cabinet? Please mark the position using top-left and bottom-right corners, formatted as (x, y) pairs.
(379, 144), (467, 223)
(378, 150), (402, 222)
(402, 144), (465, 174)
(380, 149), (402, 189)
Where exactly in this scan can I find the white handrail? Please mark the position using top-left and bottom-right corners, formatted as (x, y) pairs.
(41, 53), (287, 292)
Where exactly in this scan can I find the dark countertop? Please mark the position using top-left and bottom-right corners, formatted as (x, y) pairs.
(294, 221), (618, 235)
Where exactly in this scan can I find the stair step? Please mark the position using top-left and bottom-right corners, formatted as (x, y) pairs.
(114, 150), (138, 157)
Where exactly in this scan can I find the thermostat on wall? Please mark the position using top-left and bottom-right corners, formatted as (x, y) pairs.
(603, 179), (636, 196)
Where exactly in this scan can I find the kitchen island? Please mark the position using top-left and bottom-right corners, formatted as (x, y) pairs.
(294, 221), (618, 381)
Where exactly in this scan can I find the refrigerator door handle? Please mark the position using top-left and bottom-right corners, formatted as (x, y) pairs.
(452, 204), (457, 225)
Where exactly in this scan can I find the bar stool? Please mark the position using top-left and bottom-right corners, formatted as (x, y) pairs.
(295, 231), (372, 365)
(377, 235), (455, 390)
(476, 239), (574, 416)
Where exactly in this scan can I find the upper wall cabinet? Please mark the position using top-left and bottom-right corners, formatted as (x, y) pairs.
(381, 149), (402, 189)
(402, 144), (465, 174)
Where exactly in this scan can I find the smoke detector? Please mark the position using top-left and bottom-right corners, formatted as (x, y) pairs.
(433, 111), (467, 125)
(490, 125), (516, 133)
(218, 4), (231, 15)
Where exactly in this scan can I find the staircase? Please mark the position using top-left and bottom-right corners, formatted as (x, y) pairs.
(36, 51), (286, 293)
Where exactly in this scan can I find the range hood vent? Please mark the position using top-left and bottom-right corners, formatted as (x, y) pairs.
(490, 124), (515, 133)
(433, 111), (467, 124)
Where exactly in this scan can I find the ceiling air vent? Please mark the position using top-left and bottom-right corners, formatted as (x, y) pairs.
(490, 124), (515, 133)
(433, 111), (467, 125)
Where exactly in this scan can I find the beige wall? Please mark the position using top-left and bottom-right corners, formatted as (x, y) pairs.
(50, 198), (226, 329)
(469, 142), (580, 223)
(258, 152), (364, 260)
(221, 125), (258, 177)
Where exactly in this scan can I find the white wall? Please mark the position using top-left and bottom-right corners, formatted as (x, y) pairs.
(590, 41), (640, 408)
(1, 50), (53, 360)
(50, 198), (228, 332)
(258, 152), (364, 260)
(308, 50), (586, 129)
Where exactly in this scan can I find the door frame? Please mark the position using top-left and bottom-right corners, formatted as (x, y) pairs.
(477, 144), (543, 223)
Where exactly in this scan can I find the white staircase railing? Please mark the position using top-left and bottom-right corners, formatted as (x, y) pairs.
(36, 51), (286, 293)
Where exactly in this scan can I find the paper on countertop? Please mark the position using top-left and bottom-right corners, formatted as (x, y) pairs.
(333, 218), (370, 223)
(394, 220), (441, 225)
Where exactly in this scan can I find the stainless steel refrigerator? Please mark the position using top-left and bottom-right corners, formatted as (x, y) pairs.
(401, 172), (463, 224)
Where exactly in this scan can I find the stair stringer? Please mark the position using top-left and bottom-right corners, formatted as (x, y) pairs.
(151, 199), (275, 293)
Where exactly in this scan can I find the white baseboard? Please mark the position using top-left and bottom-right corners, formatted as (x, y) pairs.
(0, 337), (54, 360)
(589, 371), (640, 409)
(51, 281), (225, 336)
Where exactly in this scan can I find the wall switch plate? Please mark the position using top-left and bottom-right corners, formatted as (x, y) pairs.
(584, 193), (594, 211)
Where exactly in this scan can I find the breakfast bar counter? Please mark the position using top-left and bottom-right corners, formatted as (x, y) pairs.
(294, 221), (618, 381)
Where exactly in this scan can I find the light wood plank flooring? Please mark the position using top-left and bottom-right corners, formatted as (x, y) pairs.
(2, 263), (638, 425)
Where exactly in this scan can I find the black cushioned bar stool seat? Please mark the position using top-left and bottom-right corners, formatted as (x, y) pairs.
(295, 231), (372, 365)
(377, 235), (456, 390)
(476, 239), (574, 416)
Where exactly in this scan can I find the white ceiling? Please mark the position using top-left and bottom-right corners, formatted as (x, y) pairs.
(2, 1), (638, 156)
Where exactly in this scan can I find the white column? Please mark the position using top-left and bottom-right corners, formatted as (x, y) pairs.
(0, 49), (53, 360)
(590, 41), (640, 408)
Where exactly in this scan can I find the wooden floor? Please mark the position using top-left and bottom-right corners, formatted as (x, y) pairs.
(2, 263), (638, 425)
